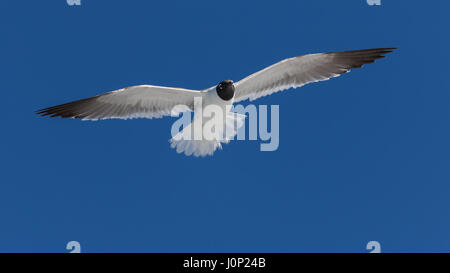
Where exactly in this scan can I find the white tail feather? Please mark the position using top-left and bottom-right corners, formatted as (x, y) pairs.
(169, 112), (246, 157)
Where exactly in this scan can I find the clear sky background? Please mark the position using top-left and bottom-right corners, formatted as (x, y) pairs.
(0, 1), (449, 253)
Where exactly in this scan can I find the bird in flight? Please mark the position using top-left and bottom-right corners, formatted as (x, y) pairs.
(37, 48), (395, 156)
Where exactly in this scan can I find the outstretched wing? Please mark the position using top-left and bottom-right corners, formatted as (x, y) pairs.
(234, 48), (395, 102)
(37, 85), (202, 120)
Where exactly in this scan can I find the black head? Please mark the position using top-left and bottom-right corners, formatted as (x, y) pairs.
(216, 80), (235, 101)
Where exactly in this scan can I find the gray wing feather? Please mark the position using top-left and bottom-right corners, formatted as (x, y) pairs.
(234, 48), (395, 102)
(37, 85), (202, 120)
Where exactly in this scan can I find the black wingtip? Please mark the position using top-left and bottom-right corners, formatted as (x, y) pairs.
(324, 47), (397, 71)
(35, 96), (98, 119)
(329, 47), (397, 54)
(36, 108), (51, 117)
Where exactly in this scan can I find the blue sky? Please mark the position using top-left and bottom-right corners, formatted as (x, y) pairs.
(0, 1), (449, 252)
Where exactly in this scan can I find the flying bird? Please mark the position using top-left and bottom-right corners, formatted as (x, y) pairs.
(37, 48), (395, 156)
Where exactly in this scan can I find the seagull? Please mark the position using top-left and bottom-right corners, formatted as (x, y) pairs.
(37, 48), (395, 156)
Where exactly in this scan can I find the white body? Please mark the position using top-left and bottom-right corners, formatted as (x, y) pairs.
(169, 87), (245, 157)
